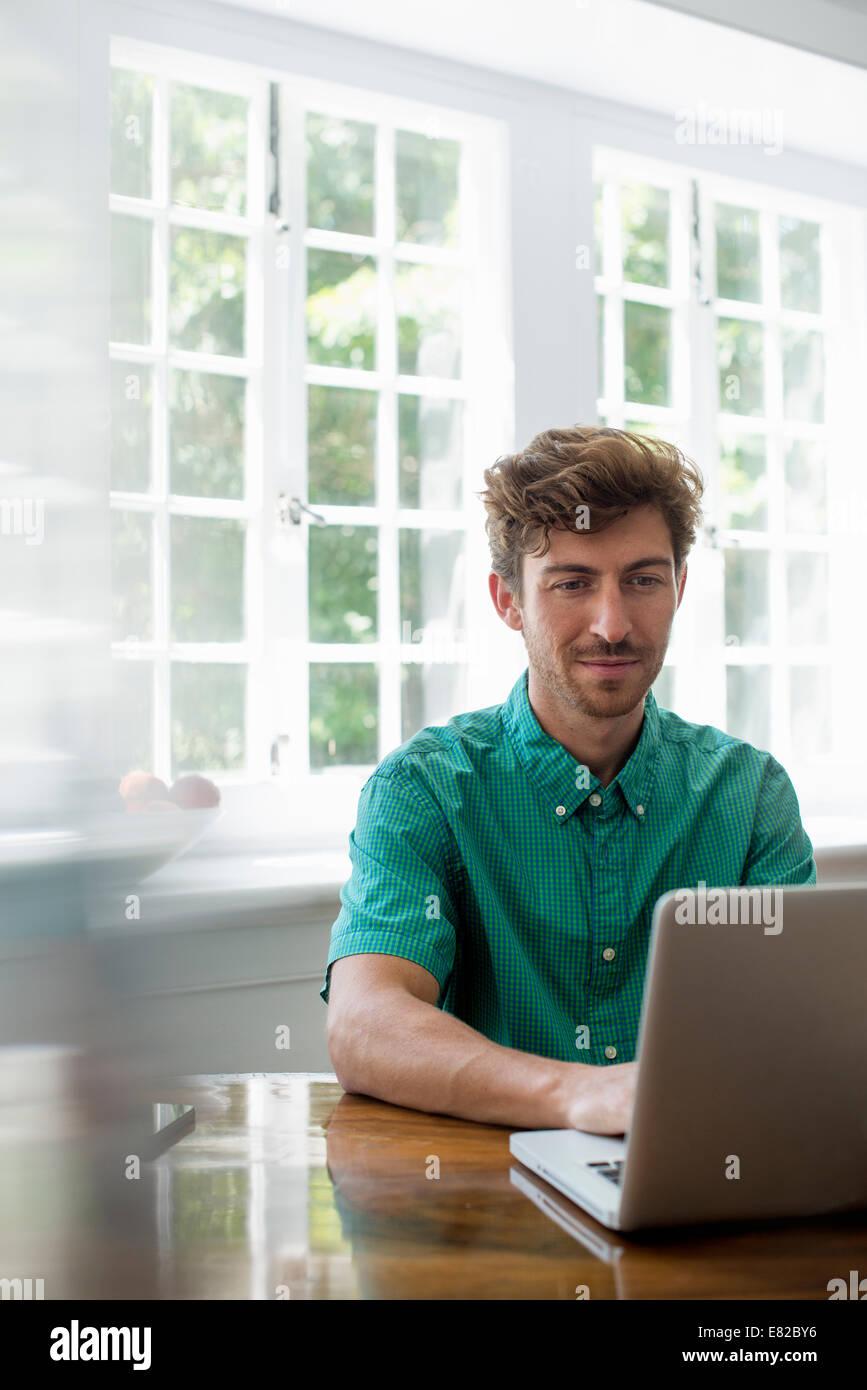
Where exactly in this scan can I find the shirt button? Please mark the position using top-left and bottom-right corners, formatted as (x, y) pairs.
(602, 946), (616, 961)
(555, 804), (566, 816)
(604, 1045), (618, 1060)
(636, 804), (645, 816)
(589, 793), (602, 806)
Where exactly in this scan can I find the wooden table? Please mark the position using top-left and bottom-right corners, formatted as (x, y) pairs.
(109, 1072), (863, 1301)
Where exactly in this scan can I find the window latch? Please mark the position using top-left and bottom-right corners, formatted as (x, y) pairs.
(277, 492), (326, 527)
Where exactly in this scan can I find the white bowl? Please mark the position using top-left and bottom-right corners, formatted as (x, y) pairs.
(79, 806), (223, 884)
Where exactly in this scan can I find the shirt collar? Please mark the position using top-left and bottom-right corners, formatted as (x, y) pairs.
(501, 667), (661, 823)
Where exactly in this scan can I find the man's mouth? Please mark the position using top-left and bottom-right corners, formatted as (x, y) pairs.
(577, 658), (640, 677)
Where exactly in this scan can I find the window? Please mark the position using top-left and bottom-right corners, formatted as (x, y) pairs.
(288, 95), (472, 776)
(109, 58), (265, 781)
(109, 43), (506, 787)
(594, 149), (853, 768)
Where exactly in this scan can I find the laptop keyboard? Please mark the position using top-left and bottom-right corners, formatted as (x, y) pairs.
(587, 1159), (624, 1186)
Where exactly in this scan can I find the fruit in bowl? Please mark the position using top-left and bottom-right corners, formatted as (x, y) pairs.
(119, 771), (172, 812)
(169, 774), (221, 810)
(108, 768), (222, 881)
(118, 770), (221, 813)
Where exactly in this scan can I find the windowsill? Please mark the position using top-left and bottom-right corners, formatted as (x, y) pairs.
(197, 776), (368, 857)
(100, 846), (350, 934)
(803, 816), (867, 851)
(114, 812), (867, 937)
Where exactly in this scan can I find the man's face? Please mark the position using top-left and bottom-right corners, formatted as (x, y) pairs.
(492, 505), (686, 718)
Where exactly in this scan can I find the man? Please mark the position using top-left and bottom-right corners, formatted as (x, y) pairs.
(320, 426), (816, 1135)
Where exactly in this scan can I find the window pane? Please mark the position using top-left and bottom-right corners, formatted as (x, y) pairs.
(785, 440), (827, 533)
(593, 181), (603, 276)
(171, 517), (245, 642)
(725, 549), (769, 644)
(596, 294), (604, 399)
(782, 328), (824, 423)
(401, 662), (466, 741)
(395, 129), (460, 248)
(306, 113), (375, 236)
(110, 69), (153, 199)
(308, 525), (378, 643)
(399, 530), (465, 639)
(170, 228), (246, 357)
(624, 302), (670, 406)
(398, 396), (462, 509)
(651, 665), (674, 710)
(111, 510), (152, 642)
(111, 659), (152, 774)
(308, 385), (376, 506)
(111, 361), (152, 493)
(171, 82), (247, 216)
(621, 183), (669, 288)
(170, 370), (245, 500)
(309, 663), (378, 767)
(790, 665), (831, 756)
(726, 665), (770, 749)
(172, 663), (245, 772)
(787, 552), (827, 645)
(396, 265), (462, 378)
(717, 317), (763, 417)
(779, 216), (821, 313)
(111, 214), (151, 345)
(720, 434), (767, 530)
(715, 203), (761, 303)
(307, 249), (376, 370)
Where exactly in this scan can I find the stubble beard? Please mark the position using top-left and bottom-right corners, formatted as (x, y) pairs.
(521, 617), (667, 720)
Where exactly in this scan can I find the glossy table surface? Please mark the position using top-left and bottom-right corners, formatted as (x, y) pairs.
(8, 1070), (866, 1300)
(133, 1073), (867, 1299)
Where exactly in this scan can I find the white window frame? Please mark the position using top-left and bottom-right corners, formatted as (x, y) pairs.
(109, 42), (268, 783)
(109, 37), (510, 800)
(594, 145), (862, 779)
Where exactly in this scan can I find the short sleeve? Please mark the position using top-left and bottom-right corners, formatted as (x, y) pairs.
(741, 755), (817, 887)
(319, 770), (460, 1005)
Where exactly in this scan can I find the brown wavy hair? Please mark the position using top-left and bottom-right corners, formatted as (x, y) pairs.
(478, 425), (705, 600)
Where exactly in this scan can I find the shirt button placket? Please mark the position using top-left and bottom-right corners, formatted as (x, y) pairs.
(590, 792), (616, 995)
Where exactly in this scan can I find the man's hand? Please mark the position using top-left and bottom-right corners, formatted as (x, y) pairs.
(562, 1060), (638, 1135)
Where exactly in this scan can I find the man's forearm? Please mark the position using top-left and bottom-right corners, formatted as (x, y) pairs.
(329, 988), (584, 1129)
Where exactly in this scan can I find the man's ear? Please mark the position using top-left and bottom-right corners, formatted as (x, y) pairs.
(676, 561), (687, 609)
(488, 571), (524, 632)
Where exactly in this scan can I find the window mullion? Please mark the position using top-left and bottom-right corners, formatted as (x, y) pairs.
(275, 81), (309, 779)
(152, 71), (171, 779)
(761, 206), (788, 760)
(244, 80), (269, 780)
(602, 177), (622, 424)
(680, 174), (723, 729)
(376, 121), (400, 757)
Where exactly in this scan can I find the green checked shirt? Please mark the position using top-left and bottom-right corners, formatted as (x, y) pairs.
(321, 668), (816, 1063)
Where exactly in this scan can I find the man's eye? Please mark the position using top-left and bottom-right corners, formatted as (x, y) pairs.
(555, 576), (660, 590)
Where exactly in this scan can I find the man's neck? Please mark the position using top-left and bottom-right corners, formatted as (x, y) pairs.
(527, 668), (646, 789)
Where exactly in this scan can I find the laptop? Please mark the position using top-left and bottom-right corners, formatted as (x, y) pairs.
(510, 882), (867, 1231)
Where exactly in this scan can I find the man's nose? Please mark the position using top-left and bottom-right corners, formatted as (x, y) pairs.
(587, 583), (633, 647)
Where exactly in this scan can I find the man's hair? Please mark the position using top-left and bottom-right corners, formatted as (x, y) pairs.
(478, 425), (705, 601)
